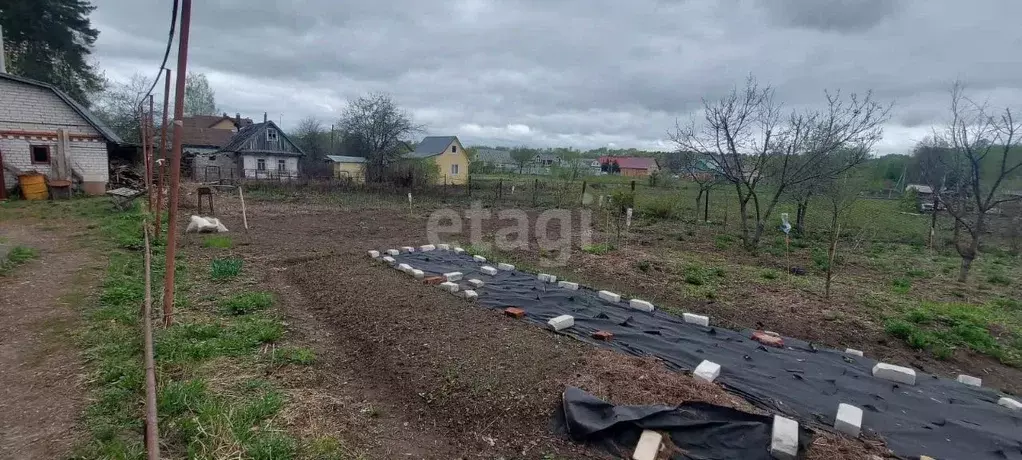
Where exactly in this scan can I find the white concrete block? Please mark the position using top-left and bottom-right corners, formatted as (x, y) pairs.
(368, 250), (380, 258)
(497, 262), (515, 271)
(444, 272), (463, 282)
(845, 348), (864, 357)
(437, 244), (450, 250)
(480, 266), (498, 276)
(468, 279), (484, 288)
(558, 281), (579, 290)
(598, 290), (621, 303)
(411, 269), (424, 279)
(629, 299), (654, 312)
(871, 362), (917, 385)
(834, 403), (863, 437)
(958, 374), (982, 387)
(439, 281), (459, 293)
(454, 247), (465, 254)
(397, 263), (412, 273)
(683, 313), (710, 327)
(538, 273), (557, 283)
(401, 246), (415, 253)
(382, 256), (396, 264)
(693, 360), (721, 383)
(770, 415), (799, 460)
(631, 429), (662, 460)
(548, 314), (574, 331)
(462, 289), (478, 300)
(386, 249), (399, 256)
(999, 397), (1022, 410)
(473, 255), (486, 262)
(420, 244), (436, 251)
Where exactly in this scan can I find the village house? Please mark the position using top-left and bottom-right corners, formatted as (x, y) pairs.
(325, 155), (366, 182)
(181, 114), (303, 181)
(407, 136), (469, 185)
(177, 113), (252, 181)
(598, 156), (660, 177)
(1, 72), (124, 198)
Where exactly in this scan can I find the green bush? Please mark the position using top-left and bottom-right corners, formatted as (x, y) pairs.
(642, 198), (675, 219)
(884, 319), (914, 339)
(760, 269), (779, 280)
(582, 243), (614, 255)
(609, 190), (635, 215)
(684, 265), (707, 285)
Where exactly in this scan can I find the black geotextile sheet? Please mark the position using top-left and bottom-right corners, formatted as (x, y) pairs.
(559, 386), (813, 460)
(393, 251), (1022, 460)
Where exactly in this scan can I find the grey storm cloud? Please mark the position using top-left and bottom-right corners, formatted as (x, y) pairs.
(89, 0), (1022, 153)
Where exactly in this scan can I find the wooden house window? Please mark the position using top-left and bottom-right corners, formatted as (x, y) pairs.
(257, 159), (266, 171)
(31, 145), (51, 164)
(451, 145), (457, 153)
(450, 164), (459, 175)
(266, 128), (278, 142)
(277, 159), (286, 172)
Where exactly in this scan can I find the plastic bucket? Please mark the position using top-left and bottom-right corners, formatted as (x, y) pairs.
(18, 174), (49, 200)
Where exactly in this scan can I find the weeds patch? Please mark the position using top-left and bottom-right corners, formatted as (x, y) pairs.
(885, 301), (1022, 366)
(211, 258), (243, 280)
(219, 292), (274, 315)
(0, 245), (39, 275)
(203, 235), (234, 249)
(582, 243), (614, 255)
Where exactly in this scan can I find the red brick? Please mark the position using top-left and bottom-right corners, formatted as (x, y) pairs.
(423, 276), (445, 285)
(752, 330), (784, 348)
(504, 307), (525, 318)
(592, 330), (614, 341)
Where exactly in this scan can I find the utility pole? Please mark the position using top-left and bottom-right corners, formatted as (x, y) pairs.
(162, 0), (192, 327)
(155, 68), (171, 238)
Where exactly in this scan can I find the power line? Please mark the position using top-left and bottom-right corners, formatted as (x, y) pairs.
(142, 0), (180, 100)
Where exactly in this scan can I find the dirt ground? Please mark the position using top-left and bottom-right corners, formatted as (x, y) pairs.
(177, 193), (891, 459)
(0, 217), (102, 459)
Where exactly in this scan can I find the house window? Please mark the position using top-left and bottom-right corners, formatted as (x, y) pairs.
(208, 155), (216, 161)
(257, 159), (266, 171)
(31, 145), (50, 164)
(266, 128), (278, 142)
(277, 159), (286, 172)
(450, 163), (459, 175)
(451, 145), (457, 153)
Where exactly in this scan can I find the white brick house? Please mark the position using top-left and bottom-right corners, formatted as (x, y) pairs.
(0, 73), (123, 198)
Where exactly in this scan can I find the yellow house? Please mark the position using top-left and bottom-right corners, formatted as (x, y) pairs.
(407, 136), (469, 185)
(325, 155), (366, 182)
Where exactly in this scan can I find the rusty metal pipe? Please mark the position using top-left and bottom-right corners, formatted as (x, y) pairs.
(155, 68), (171, 239)
(162, 0), (192, 327)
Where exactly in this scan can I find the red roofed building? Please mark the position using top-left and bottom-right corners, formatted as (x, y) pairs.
(598, 156), (660, 177)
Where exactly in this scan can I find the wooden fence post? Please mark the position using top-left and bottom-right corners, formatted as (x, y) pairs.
(533, 178), (538, 207)
(580, 181), (587, 206)
(630, 180), (636, 191)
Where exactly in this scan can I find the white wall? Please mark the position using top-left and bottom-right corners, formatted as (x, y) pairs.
(241, 155), (299, 178)
(0, 78), (110, 189)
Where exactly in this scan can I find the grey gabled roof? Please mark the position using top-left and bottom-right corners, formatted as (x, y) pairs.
(325, 155), (366, 163)
(220, 121), (305, 156)
(407, 136), (457, 159)
(0, 72), (124, 144)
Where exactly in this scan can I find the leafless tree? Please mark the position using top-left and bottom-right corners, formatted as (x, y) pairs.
(911, 137), (956, 247)
(92, 73), (159, 144)
(678, 150), (718, 222)
(337, 93), (420, 182)
(819, 160), (865, 299)
(183, 72), (218, 116)
(672, 76), (890, 248)
(933, 82), (1022, 282)
(289, 117), (331, 177)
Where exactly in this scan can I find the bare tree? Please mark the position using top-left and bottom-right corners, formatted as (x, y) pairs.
(672, 76), (890, 248)
(678, 150), (718, 222)
(92, 73), (158, 144)
(183, 72), (217, 116)
(820, 159), (865, 299)
(289, 117), (331, 177)
(510, 147), (536, 174)
(911, 137), (956, 247)
(934, 82), (1022, 282)
(337, 92), (419, 182)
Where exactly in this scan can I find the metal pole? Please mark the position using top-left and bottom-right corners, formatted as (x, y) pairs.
(147, 95), (155, 212)
(142, 226), (160, 460)
(162, 0), (192, 327)
(155, 68), (171, 239)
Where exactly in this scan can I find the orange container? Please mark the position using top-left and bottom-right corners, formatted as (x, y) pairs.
(18, 174), (49, 200)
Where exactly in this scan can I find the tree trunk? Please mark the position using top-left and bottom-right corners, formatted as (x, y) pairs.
(695, 189), (704, 219)
(703, 188), (710, 222)
(958, 255), (974, 283)
(795, 200), (808, 236)
(826, 204), (840, 299)
(928, 196), (939, 248)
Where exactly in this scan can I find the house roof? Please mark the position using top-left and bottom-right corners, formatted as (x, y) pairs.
(220, 121), (305, 156)
(407, 136), (458, 159)
(475, 148), (512, 164)
(598, 156), (658, 170)
(325, 155), (366, 163)
(0, 72), (123, 144)
(906, 184), (933, 194)
(179, 128), (237, 149)
(181, 114), (254, 129)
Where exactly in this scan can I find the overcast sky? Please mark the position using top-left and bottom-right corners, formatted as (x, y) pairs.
(90, 0), (1022, 153)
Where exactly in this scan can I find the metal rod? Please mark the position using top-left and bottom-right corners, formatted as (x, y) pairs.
(142, 225), (161, 460)
(147, 95), (155, 213)
(155, 68), (171, 239)
(162, 0), (192, 327)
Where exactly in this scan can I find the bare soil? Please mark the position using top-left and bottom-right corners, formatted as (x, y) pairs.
(0, 218), (101, 459)
(182, 194), (890, 459)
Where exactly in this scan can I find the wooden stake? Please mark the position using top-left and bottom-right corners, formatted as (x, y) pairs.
(239, 186), (249, 231)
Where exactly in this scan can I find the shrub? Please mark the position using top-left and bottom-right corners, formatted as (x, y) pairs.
(884, 319), (914, 340)
(642, 198), (675, 220)
(760, 269), (779, 280)
(714, 234), (735, 250)
(684, 265), (707, 285)
(609, 190), (635, 215)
